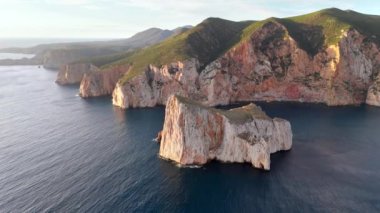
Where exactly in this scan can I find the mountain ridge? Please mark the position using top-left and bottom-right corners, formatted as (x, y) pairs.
(104, 8), (380, 109)
(108, 8), (379, 85)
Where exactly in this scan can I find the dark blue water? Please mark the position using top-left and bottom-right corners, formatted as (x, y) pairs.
(1, 66), (380, 212)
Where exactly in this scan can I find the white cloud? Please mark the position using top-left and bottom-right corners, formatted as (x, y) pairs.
(44, 0), (90, 5)
(0, 0), (378, 38)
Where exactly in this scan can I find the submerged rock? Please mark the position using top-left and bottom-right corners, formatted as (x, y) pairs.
(154, 131), (162, 143)
(159, 95), (292, 170)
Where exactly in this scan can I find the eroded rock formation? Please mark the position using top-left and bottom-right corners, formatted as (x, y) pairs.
(79, 65), (130, 98)
(56, 63), (99, 85)
(159, 95), (292, 170)
(112, 59), (200, 108)
(111, 21), (380, 109)
(366, 72), (380, 106)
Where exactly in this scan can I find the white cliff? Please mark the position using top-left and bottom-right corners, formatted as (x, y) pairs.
(56, 63), (99, 85)
(80, 65), (130, 98)
(112, 59), (200, 108)
(159, 95), (292, 170)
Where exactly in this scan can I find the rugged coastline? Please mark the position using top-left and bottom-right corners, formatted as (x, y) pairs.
(111, 23), (380, 109)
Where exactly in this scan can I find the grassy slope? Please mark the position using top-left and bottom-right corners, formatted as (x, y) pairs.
(240, 8), (380, 54)
(74, 51), (135, 68)
(288, 8), (380, 45)
(109, 18), (253, 84)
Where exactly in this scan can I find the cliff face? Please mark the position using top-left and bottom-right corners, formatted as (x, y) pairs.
(159, 95), (292, 170)
(199, 22), (380, 106)
(112, 21), (380, 108)
(56, 63), (99, 85)
(79, 65), (130, 98)
(112, 59), (200, 108)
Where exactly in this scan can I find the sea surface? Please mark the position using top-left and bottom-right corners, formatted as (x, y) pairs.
(0, 65), (380, 212)
(0, 53), (35, 60)
(0, 38), (111, 49)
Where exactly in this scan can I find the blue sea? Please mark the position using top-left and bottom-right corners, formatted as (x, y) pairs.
(0, 65), (380, 212)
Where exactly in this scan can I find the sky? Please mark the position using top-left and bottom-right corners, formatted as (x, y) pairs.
(0, 0), (379, 39)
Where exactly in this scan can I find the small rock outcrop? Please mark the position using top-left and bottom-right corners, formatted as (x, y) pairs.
(79, 65), (130, 98)
(56, 63), (99, 85)
(159, 95), (292, 170)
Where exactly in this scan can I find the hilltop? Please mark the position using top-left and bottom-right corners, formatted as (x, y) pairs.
(110, 18), (253, 83)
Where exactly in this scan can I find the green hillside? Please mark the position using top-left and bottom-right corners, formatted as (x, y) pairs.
(240, 8), (380, 55)
(110, 18), (253, 84)
(75, 52), (134, 68)
(288, 8), (380, 45)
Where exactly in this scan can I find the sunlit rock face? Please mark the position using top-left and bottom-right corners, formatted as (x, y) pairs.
(56, 63), (99, 85)
(159, 95), (292, 170)
(79, 65), (130, 98)
(112, 59), (200, 108)
(112, 21), (380, 109)
(198, 24), (380, 106)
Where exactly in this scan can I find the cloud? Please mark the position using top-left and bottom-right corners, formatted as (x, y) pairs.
(44, 0), (107, 11)
(44, 0), (90, 5)
(0, 0), (378, 38)
(116, 0), (278, 20)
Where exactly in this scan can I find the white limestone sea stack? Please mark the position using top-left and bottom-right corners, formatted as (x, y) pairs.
(159, 95), (293, 170)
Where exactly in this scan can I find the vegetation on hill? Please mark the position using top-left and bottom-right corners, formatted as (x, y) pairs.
(110, 18), (253, 84)
(75, 52), (135, 68)
(239, 8), (380, 55)
(0, 27), (189, 67)
(288, 8), (380, 45)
